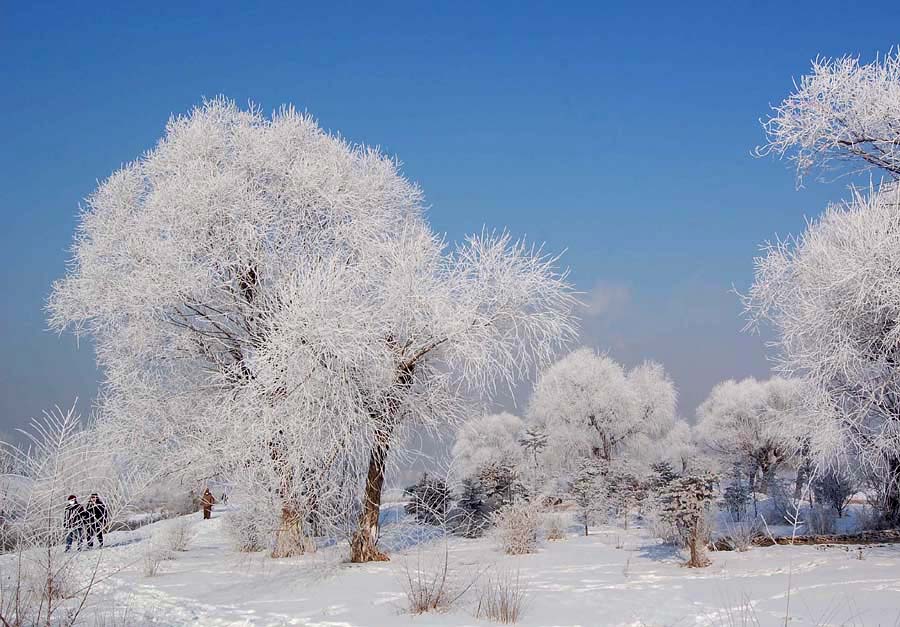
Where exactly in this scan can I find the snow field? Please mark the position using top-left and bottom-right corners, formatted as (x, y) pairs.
(17, 504), (897, 627)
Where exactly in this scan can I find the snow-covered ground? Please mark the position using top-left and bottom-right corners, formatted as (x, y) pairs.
(9, 504), (900, 626)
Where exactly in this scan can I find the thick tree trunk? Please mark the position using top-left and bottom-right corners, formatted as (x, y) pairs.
(272, 504), (315, 558)
(756, 459), (772, 495)
(350, 437), (391, 563)
(350, 359), (413, 563)
(686, 524), (710, 567)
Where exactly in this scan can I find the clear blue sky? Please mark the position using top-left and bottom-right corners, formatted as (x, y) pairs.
(2, 1), (898, 432)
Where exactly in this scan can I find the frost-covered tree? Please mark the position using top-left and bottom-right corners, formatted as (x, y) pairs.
(660, 471), (717, 568)
(648, 461), (678, 494)
(452, 412), (528, 510)
(721, 463), (752, 521)
(529, 350), (676, 466)
(759, 50), (900, 183)
(656, 420), (695, 473)
(605, 469), (645, 529)
(629, 361), (678, 439)
(812, 468), (856, 517)
(48, 98), (577, 562)
(451, 478), (491, 538)
(570, 457), (606, 536)
(745, 185), (900, 524)
(452, 413), (525, 481)
(518, 426), (548, 469)
(695, 377), (803, 494)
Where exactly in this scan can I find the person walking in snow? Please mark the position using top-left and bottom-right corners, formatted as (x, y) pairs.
(63, 494), (87, 552)
(200, 488), (216, 520)
(85, 492), (109, 549)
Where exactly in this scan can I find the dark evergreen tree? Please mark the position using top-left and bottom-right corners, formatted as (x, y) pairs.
(571, 458), (605, 536)
(519, 427), (549, 467)
(813, 469), (856, 517)
(660, 471), (718, 567)
(606, 470), (646, 529)
(451, 478), (492, 538)
(649, 462), (678, 493)
(721, 463), (751, 521)
(404, 473), (451, 526)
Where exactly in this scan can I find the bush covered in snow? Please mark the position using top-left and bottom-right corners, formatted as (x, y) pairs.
(542, 514), (567, 541)
(492, 500), (541, 555)
(165, 517), (195, 552)
(223, 504), (273, 553)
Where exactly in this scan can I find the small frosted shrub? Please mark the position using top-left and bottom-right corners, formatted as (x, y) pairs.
(543, 514), (566, 541)
(492, 501), (540, 555)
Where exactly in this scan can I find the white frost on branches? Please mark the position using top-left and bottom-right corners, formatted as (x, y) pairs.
(527, 349), (679, 472)
(452, 412), (525, 480)
(744, 186), (900, 522)
(47, 98), (577, 560)
(759, 50), (900, 183)
(694, 377), (804, 486)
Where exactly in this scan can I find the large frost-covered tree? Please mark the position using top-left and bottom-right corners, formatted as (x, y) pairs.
(48, 98), (577, 562)
(694, 377), (803, 492)
(744, 185), (900, 524)
(759, 50), (900, 183)
(751, 47), (900, 525)
(528, 350), (677, 466)
(452, 412), (525, 480)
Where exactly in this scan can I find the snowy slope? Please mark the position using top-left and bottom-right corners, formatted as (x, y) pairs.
(12, 505), (900, 626)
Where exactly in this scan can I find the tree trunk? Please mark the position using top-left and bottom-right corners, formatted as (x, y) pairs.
(793, 458), (809, 502)
(688, 537), (699, 566)
(686, 524), (710, 567)
(350, 437), (391, 563)
(272, 504), (315, 558)
(350, 360), (412, 563)
(749, 466), (759, 518)
(884, 456), (900, 526)
(760, 461), (779, 497)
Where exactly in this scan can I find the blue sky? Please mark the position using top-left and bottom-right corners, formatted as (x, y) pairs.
(2, 1), (898, 432)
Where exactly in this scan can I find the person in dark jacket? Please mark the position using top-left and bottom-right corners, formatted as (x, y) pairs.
(200, 488), (216, 520)
(64, 495), (87, 552)
(85, 493), (109, 549)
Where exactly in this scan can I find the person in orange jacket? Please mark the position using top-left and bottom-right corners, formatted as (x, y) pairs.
(200, 488), (216, 520)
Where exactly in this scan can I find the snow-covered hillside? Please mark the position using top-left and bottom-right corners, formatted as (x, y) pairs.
(25, 504), (900, 626)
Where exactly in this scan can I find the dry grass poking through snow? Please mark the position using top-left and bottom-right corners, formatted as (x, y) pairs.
(399, 547), (480, 614)
(720, 518), (762, 552)
(476, 569), (528, 624)
(543, 514), (567, 541)
(165, 518), (194, 553)
(142, 542), (170, 577)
